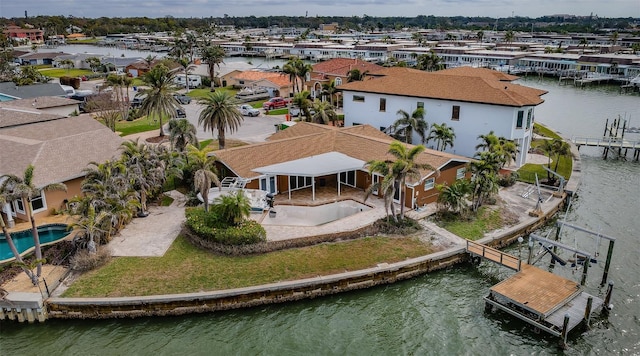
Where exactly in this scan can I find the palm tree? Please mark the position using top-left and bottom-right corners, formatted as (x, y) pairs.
(579, 37), (588, 54)
(213, 191), (251, 226)
(0, 165), (66, 277)
(388, 141), (436, 220)
(416, 51), (442, 72)
(138, 64), (180, 137)
(470, 152), (501, 211)
(282, 57), (300, 94)
(295, 59), (313, 93)
(436, 179), (471, 217)
(539, 139), (556, 181)
(200, 45), (225, 90)
(178, 57), (197, 93)
(322, 80), (338, 106)
(0, 192), (38, 285)
(292, 90), (313, 121)
(186, 144), (220, 212)
(552, 139), (571, 174)
(311, 100), (338, 125)
(609, 31), (619, 46)
(168, 118), (199, 152)
(365, 159), (398, 222)
(427, 123), (456, 151)
(475, 131), (499, 152)
(393, 108), (428, 145)
(197, 91), (243, 150)
(68, 204), (111, 254)
(504, 30), (515, 46)
(477, 30), (484, 43)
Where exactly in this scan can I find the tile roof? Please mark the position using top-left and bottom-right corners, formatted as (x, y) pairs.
(313, 58), (384, 77)
(0, 112), (124, 187)
(214, 122), (468, 181)
(312, 58), (384, 77)
(338, 67), (547, 107)
(233, 71), (285, 81)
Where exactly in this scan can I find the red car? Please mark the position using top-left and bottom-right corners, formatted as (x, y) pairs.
(262, 97), (291, 110)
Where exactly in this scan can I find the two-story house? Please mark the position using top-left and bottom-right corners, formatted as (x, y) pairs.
(339, 67), (547, 167)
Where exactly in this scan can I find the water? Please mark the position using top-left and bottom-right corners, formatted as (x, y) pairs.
(0, 225), (70, 261)
(1, 79), (639, 354)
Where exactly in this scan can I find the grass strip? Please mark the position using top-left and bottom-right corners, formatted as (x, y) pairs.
(62, 235), (434, 297)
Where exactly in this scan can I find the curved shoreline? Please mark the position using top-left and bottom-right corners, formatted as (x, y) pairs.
(11, 138), (582, 321)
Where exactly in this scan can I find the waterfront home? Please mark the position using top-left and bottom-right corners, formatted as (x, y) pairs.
(2, 25), (44, 44)
(309, 58), (383, 100)
(17, 52), (69, 66)
(338, 66), (547, 167)
(229, 70), (295, 98)
(212, 122), (469, 209)
(0, 105), (123, 227)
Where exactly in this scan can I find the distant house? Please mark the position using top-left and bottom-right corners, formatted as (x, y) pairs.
(52, 53), (103, 70)
(0, 105), (123, 227)
(3, 25), (44, 44)
(309, 58), (383, 102)
(338, 67), (547, 167)
(0, 82), (67, 100)
(230, 70), (295, 98)
(212, 122), (470, 209)
(18, 52), (69, 66)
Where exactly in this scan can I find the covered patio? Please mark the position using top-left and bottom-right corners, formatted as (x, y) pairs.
(254, 152), (367, 204)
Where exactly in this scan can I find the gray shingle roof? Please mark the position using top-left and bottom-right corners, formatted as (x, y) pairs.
(0, 82), (67, 99)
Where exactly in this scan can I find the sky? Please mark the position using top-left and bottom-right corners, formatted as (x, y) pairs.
(1, 0), (638, 20)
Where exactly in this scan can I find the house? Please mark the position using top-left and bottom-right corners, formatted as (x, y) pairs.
(309, 58), (383, 102)
(6, 96), (80, 116)
(230, 70), (294, 98)
(18, 52), (69, 66)
(212, 122), (470, 209)
(0, 105), (124, 227)
(3, 25), (44, 44)
(0, 82), (68, 100)
(338, 67), (547, 167)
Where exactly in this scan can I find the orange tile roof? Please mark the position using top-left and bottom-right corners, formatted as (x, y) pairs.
(215, 122), (468, 180)
(338, 67), (547, 107)
(233, 71), (285, 81)
(312, 58), (384, 77)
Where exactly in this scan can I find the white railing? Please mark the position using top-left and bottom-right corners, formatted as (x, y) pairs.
(572, 136), (640, 149)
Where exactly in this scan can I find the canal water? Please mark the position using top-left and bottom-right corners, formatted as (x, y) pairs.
(1, 77), (638, 355)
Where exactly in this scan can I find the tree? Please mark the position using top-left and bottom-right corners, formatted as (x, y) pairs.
(0, 165), (66, 277)
(393, 108), (428, 145)
(436, 178), (471, 217)
(13, 65), (48, 85)
(168, 118), (199, 152)
(58, 59), (74, 73)
(347, 68), (368, 82)
(416, 51), (442, 72)
(213, 191), (251, 226)
(552, 139), (570, 174)
(365, 159), (398, 222)
(177, 57), (197, 93)
(0, 191), (38, 285)
(283, 58), (300, 94)
(609, 31), (619, 46)
(85, 56), (102, 73)
(197, 91), (243, 150)
(427, 123), (456, 151)
(579, 37), (588, 54)
(469, 151), (501, 211)
(311, 100), (338, 125)
(200, 45), (225, 90)
(477, 30), (484, 43)
(321, 80), (338, 106)
(292, 90), (313, 121)
(504, 30), (515, 46)
(187, 144), (220, 212)
(138, 64), (180, 137)
(68, 204), (111, 254)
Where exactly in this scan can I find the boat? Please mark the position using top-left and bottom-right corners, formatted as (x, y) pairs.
(235, 87), (270, 102)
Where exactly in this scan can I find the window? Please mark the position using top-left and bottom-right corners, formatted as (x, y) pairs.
(456, 168), (466, 180)
(417, 102), (424, 109)
(526, 109), (532, 129)
(335, 77), (342, 85)
(451, 106), (460, 121)
(339, 171), (356, 186)
(379, 98), (386, 112)
(30, 192), (46, 213)
(289, 176), (312, 190)
(516, 110), (524, 129)
(13, 198), (25, 215)
(423, 178), (435, 191)
(353, 95), (365, 102)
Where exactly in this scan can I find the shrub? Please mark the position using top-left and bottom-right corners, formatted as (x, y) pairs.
(499, 171), (519, 187)
(373, 217), (422, 235)
(69, 247), (112, 272)
(201, 76), (211, 88)
(185, 207), (267, 245)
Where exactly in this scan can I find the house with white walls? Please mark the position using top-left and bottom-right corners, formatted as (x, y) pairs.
(338, 67), (547, 167)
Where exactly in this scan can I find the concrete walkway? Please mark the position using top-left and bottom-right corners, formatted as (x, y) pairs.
(108, 190), (186, 257)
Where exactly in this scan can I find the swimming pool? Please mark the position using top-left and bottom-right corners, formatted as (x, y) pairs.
(0, 224), (71, 261)
(261, 200), (372, 226)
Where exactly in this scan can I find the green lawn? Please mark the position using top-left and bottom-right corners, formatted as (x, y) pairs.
(187, 87), (239, 99)
(38, 68), (94, 78)
(266, 108), (288, 115)
(115, 117), (162, 137)
(436, 207), (504, 240)
(62, 235), (434, 297)
(533, 123), (562, 139)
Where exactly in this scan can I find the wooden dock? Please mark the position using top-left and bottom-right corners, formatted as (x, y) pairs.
(572, 136), (640, 160)
(484, 264), (603, 338)
(466, 240), (521, 271)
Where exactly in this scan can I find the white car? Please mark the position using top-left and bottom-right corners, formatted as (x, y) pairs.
(239, 104), (260, 117)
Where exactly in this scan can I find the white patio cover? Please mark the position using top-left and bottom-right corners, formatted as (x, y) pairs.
(253, 152), (365, 176)
(253, 152), (366, 200)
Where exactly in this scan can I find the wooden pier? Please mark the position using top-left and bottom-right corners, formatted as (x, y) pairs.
(484, 264), (602, 338)
(572, 116), (640, 160)
(466, 241), (521, 271)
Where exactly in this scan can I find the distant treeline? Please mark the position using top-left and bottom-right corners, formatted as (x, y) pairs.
(1, 15), (637, 37)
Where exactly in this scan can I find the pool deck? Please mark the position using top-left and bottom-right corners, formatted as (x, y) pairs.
(6, 214), (75, 233)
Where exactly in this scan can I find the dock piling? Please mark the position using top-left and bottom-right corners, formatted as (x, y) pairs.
(584, 296), (593, 328)
(561, 314), (571, 349)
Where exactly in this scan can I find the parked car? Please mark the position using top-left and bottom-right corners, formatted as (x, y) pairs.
(173, 93), (192, 105)
(262, 97), (291, 110)
(288, 106), (315, 118)
(238, 104), (260, 117)
(175, 108), (186, 118)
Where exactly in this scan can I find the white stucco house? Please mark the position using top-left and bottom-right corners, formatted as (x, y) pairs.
(338, 67), (548, 167)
